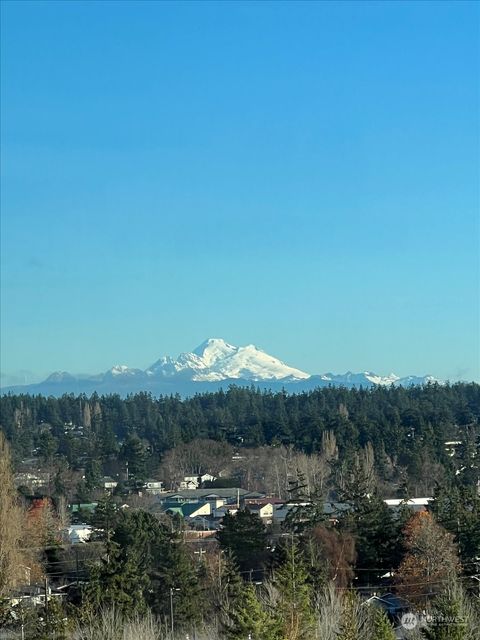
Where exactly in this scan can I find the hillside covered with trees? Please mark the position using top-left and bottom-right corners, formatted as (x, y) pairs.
(1, 383), (479, 496)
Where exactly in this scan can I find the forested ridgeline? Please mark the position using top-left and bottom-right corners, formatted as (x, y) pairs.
(1, 385), (480, 638)
(1, 383), (479, 496)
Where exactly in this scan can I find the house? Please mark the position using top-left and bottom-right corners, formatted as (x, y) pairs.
(384, 498), (432, 513)
(202, 495), (227, 509)
(102, 476), (118, 491)
(212, 504), (239, 519)
(200, 473), (216, 484)
(273, 498), (431, 524)
(14, 471), (50, 491)
(156, 488), (266, 524)
(180, 477), (199, 490)
(271, 501), (351, 525)
(362, 592), (411, 621)
(63, 524), (93, 544)
(8, 584), (66, 608)
(158, 488), (264, 506)
(245, 497), (284, 506)
(179, 473), (217, 490)
(164, 501), (211, 519)
(247, 502), (274, 522)
(144, 479), (164, 495)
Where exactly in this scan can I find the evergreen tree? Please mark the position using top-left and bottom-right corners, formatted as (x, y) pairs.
(120, 433), (147, 483)
(339, 490), (401, 585)
(37, 596), (68, 640)
(217, 509), (267, 572)
(149, 533), (203, 629)
(38, 430), (58, 465)
(284, 472), (326, 533)
(84, 457), (102, 492)
(370, 608), (396, 640)
(220, 552), (244, 612)
(432, 482), (480, 570)
(90, 494), (118, 542)
(423, 586), (468, 640)
(273, 539), (315, 640)
(83, 539), (147, 617)
(226, 583), (277, 640)
(338, 592), (362, 640)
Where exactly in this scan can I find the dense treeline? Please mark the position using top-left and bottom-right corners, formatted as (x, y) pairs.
(1, 383), (479, 487)
(1, 386), (480, 638)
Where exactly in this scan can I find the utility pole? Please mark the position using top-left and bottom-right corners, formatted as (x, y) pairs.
(44, 575), (49, 628)
(75, 546), (80, 587)
(193, 548), (206, 562)
(170, 587), (180, 636)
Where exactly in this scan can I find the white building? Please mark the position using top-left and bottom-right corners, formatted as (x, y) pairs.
(145, 480), (164, 495)
(64, 524), (93, 544)
(179, 473), (216, 490)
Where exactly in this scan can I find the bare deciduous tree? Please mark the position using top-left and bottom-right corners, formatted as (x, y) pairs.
(0, 432), (25, 595)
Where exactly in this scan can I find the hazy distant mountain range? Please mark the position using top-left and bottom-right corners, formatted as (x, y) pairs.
(1, 338), (439, 397)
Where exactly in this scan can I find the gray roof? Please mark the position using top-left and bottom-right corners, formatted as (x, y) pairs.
(159, 488), (264, 501)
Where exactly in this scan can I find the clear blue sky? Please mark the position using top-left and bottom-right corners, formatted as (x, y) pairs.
(1, 0), (479, 384)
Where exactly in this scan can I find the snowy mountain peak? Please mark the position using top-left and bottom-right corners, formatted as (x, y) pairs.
(107, 365), (144, 378)
(110, 365), (130, 375)
(2, 338), (442, 397)
(148, 338), (311, 382)
(192, 338), (238, 365)
(364, 372), (400, 386)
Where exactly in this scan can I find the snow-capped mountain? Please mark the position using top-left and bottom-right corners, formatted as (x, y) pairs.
(105, 365), (144, 378)
(0, 338), (440, 397)
(147, 338), (310, 382)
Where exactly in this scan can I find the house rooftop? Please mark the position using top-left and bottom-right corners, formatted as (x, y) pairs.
(159, 488), (264, 500)
(384, 498), (432, 507)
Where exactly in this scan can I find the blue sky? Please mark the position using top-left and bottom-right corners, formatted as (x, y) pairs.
(1, 0), (479, 384)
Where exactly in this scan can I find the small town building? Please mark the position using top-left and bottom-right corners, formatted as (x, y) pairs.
(247, 502), (274, 523)
(144, 479), (164, 495)
(63, 524), (93, 544)
(102, 476), (118, 491)
(179, 473), (217, 490)
(164, 501), (211, 519)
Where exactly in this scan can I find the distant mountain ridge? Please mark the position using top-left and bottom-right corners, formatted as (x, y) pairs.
(1, 338), (439, 397)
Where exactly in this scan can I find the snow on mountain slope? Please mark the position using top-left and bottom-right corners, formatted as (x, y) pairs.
(301, 371), (435, 387)
(1, 338), (441, 397)
(365, 372), (400, 386)
(105, 365), (145, 378)
(193, 338), (238, 365)
(147, 338), (310, 381)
